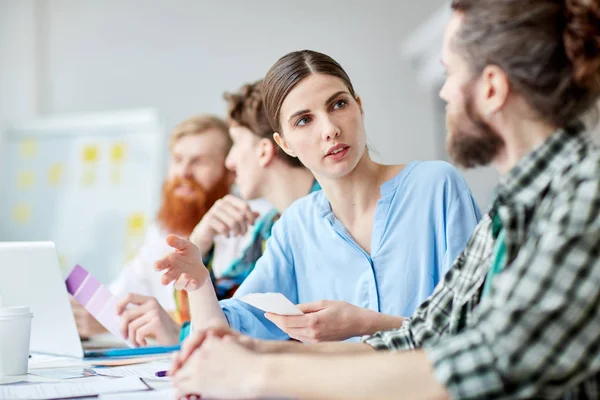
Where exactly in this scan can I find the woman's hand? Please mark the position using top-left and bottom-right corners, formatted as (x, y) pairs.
(155, 235), (210, 292)
(265, 300), (377, 343)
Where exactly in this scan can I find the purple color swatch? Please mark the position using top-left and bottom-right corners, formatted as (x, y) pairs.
(87, 285), (112, 317)
(74, 275), (102, 306)
(65, 265), (89, 295)
(64, 264), (131, 347)
(97, 296), (121, 336)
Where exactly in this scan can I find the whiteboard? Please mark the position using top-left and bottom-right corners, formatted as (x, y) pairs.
(0, 109), (165, 283)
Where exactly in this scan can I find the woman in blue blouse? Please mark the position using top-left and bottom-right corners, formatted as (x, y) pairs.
(157, 50), (481, 343)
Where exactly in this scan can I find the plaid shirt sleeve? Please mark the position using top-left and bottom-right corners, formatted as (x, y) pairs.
(363, 216), (493, 351)
(426, 170), (600, 399)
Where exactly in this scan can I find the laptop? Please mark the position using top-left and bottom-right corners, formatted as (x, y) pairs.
(0, 241), (87, 358)
(0, 241), (183, 360)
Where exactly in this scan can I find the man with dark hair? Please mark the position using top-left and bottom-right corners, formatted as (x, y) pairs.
(168, 1), (600, 399)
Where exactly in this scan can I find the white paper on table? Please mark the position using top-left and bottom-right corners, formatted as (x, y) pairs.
(29, 353), (91, 370)
(239, 293), (303, 316)
(100, 387), (176, 399)
(0, 376), (149, 399)
(93, 360), (172, 380)
(0, 377), (26, 386)
(29, 367), (96, 380)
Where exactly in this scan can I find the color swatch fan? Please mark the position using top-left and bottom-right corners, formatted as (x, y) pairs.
(66, 264), (132, 347)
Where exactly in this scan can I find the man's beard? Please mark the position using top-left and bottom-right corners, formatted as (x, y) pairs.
(156, 176), (230, 236)
(446, 89), (505, 169)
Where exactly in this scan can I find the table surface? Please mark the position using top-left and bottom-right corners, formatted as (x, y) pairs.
(0, 334), (174, 399)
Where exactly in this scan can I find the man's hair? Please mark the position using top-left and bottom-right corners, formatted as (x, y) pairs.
(451, 0), (600, 129)
(169, 114), (232, 153)
(225, 80), (303, 167)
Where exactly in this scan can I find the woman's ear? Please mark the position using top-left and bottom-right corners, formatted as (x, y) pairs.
(355, 95), (364, 115)
(273, 132), (297, 157)
(257, 138), (277, 168)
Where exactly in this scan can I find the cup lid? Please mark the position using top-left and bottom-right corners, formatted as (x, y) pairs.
(0, 306), (31, 317)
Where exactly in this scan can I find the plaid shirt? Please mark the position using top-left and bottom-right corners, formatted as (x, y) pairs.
(364, 129), (600, 399)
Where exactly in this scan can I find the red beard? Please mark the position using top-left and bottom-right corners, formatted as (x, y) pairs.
(156, 176), (230, 236)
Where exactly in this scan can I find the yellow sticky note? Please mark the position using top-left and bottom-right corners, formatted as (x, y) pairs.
(48, 163), (65, 186)
(19, 139), (38, 159)
(110, 142), (126, 163)
(127, 213), (146, 235)
(17, 171), (35, 189)
(123, 247), (138, 263)
(13, 204), (31, 224)
(110, 169), (121, 185)
(82, 145), (99, 164)
(58, 254), (69, 271)
(81, 170), (96, 186)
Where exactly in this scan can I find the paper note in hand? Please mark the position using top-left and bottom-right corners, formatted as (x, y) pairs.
(239, 293), (303, 316)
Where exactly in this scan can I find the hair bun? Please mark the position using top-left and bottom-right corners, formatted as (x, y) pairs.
(563, 0), (600, 91)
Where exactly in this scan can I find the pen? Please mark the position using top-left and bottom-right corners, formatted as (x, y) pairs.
(155, 370), (168, 377)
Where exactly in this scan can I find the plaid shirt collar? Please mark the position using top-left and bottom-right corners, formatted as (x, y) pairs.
(490, 128), (584, 261)
(494, 127), (582, 211)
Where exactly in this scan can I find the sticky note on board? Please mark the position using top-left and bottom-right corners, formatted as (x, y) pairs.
(239, 293), (303, 316)
(82, 145), (99, 163)
(127, 214), (146, 235)
(110, 142), (126, 163)
(48, 163), (65, 186)
(17, 170), (35, 189)
(12, 204), (31, 224)
(81, 170), (96, 186)
(19, 139), (38, 159)
(110, 169), (121, 185)
(66, 265), (132, 347)
(58, 255), (69, 272)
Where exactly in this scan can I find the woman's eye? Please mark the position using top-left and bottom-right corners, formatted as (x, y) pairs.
(296, 116), (311, 126)
(332, 99), (347, 110)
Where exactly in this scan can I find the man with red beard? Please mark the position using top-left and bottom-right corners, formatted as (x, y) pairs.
(71, 115), (268, 344)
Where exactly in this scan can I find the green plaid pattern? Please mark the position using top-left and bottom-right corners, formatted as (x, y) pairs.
(364, 128), (600, 399)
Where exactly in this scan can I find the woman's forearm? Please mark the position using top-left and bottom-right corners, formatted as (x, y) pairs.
(188, 283), (228, 329)
(257, 339), (375, 355)
(361, 312), (406, 337)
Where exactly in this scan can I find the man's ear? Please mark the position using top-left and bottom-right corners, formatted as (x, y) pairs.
(479, 64), (510, 119)
(257, 138), (277, 168)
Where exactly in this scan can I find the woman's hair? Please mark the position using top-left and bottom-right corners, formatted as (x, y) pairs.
(450, 0), (600, 130)
(261, 50), (357, 133)
(224, 80), (302, 167)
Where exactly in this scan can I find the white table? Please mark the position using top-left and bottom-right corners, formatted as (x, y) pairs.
(1, 334), (174, 399)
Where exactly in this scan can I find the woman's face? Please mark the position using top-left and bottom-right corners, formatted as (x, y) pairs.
(275, 73), (366, 180)
(225, 125), (266, 200)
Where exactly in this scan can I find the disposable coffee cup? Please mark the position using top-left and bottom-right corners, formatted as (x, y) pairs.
(0, 306), (33, 376)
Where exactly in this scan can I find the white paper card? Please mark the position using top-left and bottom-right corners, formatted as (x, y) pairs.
(0, 376), (148, 399)
(239, 293), (303, 316)
(93, 360), (172, 380)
